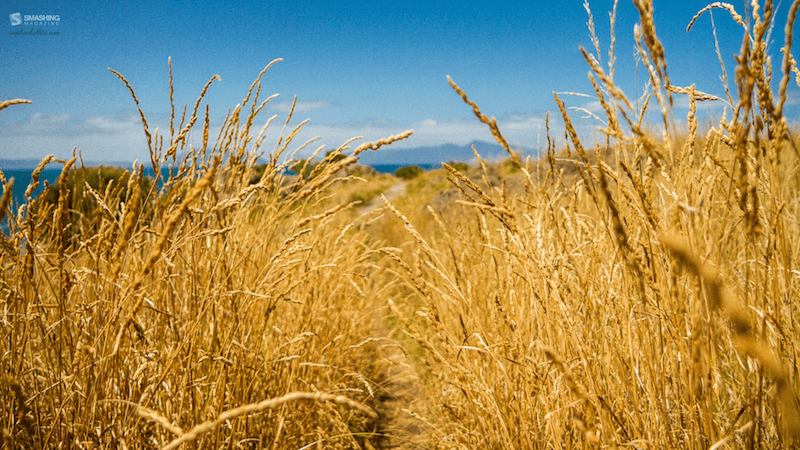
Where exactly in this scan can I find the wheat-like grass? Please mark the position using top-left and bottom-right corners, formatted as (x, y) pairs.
(108, 68), (153, 161)
(0, 178), (13, 224)
(0, 98), (32, 111)
(7, 2), (800, 448)
(662, 237), (800, 434)
(111, 156), (219, 355)
(155, 392), (377, 450)
(687, 2), (746, 32)
(1, 59), (418, 449)
(373, 2), (800, 448)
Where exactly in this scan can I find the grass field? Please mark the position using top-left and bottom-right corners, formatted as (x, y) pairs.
(4, 1), (800, 448)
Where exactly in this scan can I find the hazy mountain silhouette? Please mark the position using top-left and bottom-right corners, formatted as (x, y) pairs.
(357, 140), (535, 165)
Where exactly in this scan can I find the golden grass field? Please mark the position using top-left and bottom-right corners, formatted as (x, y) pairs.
(4, 1), (800, 448)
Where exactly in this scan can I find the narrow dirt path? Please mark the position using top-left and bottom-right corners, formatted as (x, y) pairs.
(371, 337), (430, 449)
(356, 180), (432, 448)
(361, 182), (406, 216)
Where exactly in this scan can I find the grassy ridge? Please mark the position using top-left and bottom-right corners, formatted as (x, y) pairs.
(3, 1), (800, 449)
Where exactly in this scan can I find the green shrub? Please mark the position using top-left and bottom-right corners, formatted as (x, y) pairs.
(33, 165), (152, 241)
(394, 165), (423, 180)
(502, 158), (520, 173)
(325, 150), (346, 163)
(249, 163), (269, 184)
(290, 159), (316, 177)
(42, 165), (151, 207)
(446, 161), (470, 172)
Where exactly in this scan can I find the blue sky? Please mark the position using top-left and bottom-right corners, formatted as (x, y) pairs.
(1, 1), (797, 163)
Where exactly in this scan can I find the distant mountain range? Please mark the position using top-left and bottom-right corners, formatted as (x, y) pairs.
(357, 140), (535, 165)
(0, 140), (537, 171)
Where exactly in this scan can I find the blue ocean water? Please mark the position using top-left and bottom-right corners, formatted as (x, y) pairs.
(3, 168), (62, 208)
(1, 167), (172, 209)
(370, 163), (439, 174)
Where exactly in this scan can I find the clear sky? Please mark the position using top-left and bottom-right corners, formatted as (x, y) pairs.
(1, 1), (798, 164)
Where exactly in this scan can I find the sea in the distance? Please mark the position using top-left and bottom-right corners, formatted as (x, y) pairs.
(1, 163), (440, 208)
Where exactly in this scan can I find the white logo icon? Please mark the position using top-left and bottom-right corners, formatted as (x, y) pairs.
(10, 13), (22, 26)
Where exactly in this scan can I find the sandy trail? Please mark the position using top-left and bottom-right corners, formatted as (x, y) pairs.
(357, 180), (432, 448)
(361, 182), (406, 216)
(371, 338), (429, 449)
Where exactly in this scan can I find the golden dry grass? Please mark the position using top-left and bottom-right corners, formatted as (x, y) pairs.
(373, 1), (800, 448)
(3, 1), (800, 449)
(0, 60), (412, 449)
